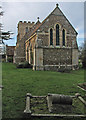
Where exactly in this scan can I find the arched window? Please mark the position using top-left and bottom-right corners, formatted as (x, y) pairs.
(62, 29), (65, 46)
(56, 24), (59, 45)
(50, 28), (53, 45)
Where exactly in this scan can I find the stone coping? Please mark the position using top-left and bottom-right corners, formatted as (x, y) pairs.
(77, 85), (86, 92)
(31, 114), (86, 118)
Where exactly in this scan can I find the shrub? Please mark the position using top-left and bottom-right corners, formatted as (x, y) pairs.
(58, 68), (71, 73)
(80, 41), (86, 69)
(8, 57), (13, 62)
(16, 63), (23, 68)
(2, 58), (6, 62)
(16, 61), (32, 68)
(78, 60), (83, 69)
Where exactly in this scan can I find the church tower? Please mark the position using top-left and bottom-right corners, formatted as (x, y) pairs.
(14, 21), (35, 63)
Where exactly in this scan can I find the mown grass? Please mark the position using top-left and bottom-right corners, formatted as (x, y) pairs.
(2, 62), (85, 119)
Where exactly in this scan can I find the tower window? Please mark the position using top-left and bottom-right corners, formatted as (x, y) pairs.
(50, 28), (53, 45)
(56, 24), (59, 45)
(26, 27), (28, 33)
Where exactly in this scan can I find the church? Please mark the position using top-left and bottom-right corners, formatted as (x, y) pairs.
(14, 4), (78, 71)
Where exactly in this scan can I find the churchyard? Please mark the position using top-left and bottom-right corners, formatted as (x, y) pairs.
(2, 62), (85, 119)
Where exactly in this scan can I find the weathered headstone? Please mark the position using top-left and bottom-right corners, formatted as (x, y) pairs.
(47, 93), (72, 113)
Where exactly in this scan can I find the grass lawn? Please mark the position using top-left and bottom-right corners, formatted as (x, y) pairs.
(2, 62), (85, 119)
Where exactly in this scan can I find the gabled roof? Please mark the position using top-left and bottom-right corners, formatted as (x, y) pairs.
(36, 4), (77, 34)
(25, 4), (78, 42)
(29, 20), (41, 37)
(25, 20), (41, 41)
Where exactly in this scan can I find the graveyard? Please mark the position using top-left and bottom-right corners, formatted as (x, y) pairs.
(2, 62), (86, 119)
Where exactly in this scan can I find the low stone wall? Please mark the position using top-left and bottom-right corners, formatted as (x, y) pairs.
(72, 65), (79, 70)
(44, 65), (72, 71)
(44, 65), (59, 71)
(35, 65), (72, 71)
(34, 65), (44, 71)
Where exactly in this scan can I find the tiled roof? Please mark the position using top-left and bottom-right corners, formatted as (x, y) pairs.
(25, 7), (58, 41)
(24, 20), (41, 41)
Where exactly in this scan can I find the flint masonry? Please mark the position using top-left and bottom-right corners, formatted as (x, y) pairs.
(14, 4), (78, 71)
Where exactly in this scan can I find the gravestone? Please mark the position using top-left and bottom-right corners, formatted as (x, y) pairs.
(47, 93), (72, 113)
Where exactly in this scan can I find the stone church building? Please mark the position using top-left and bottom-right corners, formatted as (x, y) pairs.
(14, 4), (78, 71)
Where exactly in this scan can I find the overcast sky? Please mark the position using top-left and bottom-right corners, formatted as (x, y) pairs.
(1, 2), (84, 47)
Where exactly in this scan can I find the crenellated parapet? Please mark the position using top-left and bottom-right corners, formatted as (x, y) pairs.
(17, 21), (35, 41)
(18, 21), (35, 25)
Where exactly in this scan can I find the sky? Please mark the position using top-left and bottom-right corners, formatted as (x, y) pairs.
(1, 1), (84, 47)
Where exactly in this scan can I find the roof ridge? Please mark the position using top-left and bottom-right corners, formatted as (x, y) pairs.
(57, 5), (78, 34)
(26, 6), (57, 38)
(34, 5), (77, 35)
(25, 4), (77, 41)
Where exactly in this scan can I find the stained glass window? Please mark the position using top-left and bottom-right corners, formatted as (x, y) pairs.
(56, 24), (59, 45)
(62, 29), (65, 46)
(50, 28), (53, 45)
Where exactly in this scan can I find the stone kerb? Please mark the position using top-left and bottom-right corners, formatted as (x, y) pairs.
(24, 93), (86, 118)
(75, 93), (86, 106)
(24, 93), (32, 115)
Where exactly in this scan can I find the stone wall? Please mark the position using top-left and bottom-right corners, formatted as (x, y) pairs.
(13, 38), (26, 63)
(6, 46), (15, 56)
(6, 46), (15, 62)
(37, 34), (49, 46)
(37, 32), (77, 50)
(35, 48), (43, 70)
(43, 48), (72, 65)
(35, 47), (73, 71)
(72, 48), (79, 70)
(39, 14), (77, 37)
(37, 5), (78, 49)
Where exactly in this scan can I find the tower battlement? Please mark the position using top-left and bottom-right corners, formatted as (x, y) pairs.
(17, 21), (35, 41)
(18, 21), (35, 24)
